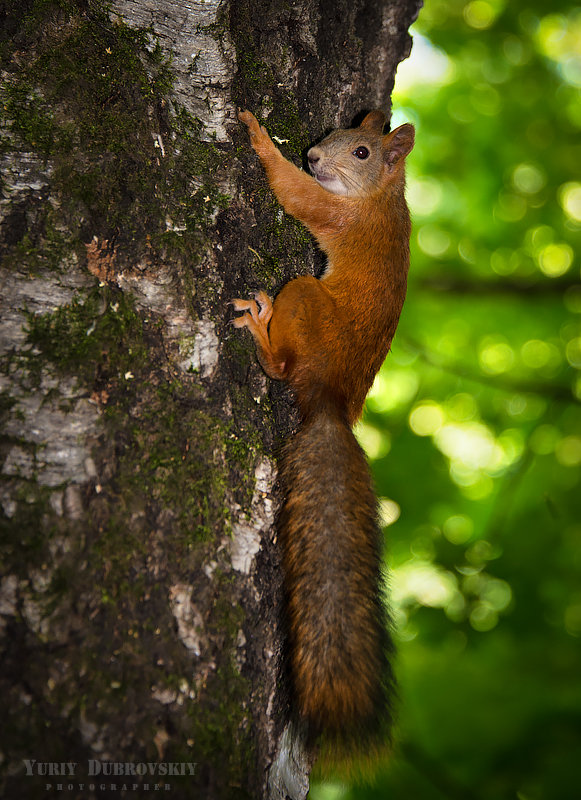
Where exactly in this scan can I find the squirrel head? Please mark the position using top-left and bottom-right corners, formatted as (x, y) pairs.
(307, 110), (415, 198)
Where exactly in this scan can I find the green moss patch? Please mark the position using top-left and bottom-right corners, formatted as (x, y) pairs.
(1, 0), (230, 269)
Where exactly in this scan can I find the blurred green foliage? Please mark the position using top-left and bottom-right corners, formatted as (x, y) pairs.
(312, 0), (581, 798)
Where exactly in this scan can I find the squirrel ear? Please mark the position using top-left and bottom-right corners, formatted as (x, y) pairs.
(359, 110), (386, 134)
(382, 123), (415, 168)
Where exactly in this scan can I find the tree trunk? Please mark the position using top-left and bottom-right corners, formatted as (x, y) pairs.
(0, 0), (421, 797)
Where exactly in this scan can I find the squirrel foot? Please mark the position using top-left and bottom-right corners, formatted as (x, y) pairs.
(230, 291), (273, 326)
(230, 292), (286, 380)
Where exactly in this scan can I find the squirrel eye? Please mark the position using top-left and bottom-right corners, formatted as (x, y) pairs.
(353, 146), (370, 160)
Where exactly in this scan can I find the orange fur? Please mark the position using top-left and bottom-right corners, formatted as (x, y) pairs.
(233, 109), (414, 766)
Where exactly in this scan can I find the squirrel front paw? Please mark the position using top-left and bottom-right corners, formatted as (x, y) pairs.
(238, 110), (274, 158)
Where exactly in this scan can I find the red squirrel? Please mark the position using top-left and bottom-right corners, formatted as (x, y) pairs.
(233, 109), (414, 763)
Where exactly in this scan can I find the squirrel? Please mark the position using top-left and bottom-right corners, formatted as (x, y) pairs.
(232, 109), (415, 767)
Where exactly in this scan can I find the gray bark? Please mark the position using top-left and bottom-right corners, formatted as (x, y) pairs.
(0, 0), (421, 797)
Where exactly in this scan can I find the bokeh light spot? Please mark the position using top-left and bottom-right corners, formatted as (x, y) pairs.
(409, 402), (445, 436)
(537, 242), (574, 277)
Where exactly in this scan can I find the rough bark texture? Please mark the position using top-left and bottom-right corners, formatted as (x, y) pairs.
(0, 0), (421, 797)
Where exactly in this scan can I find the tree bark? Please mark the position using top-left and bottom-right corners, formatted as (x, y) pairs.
(0, 0), (421, 797)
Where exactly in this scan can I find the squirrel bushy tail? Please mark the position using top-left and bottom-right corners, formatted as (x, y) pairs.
(279, 401), (395, 760)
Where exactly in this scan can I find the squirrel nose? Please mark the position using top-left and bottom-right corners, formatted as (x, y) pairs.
(307, 149), (320, 166)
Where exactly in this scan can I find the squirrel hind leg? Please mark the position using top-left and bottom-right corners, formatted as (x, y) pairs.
(230, 294), (286, 380)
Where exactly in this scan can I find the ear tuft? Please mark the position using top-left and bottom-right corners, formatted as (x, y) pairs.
(383, 123), (415, 168)
(359, 110), (386, 135)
